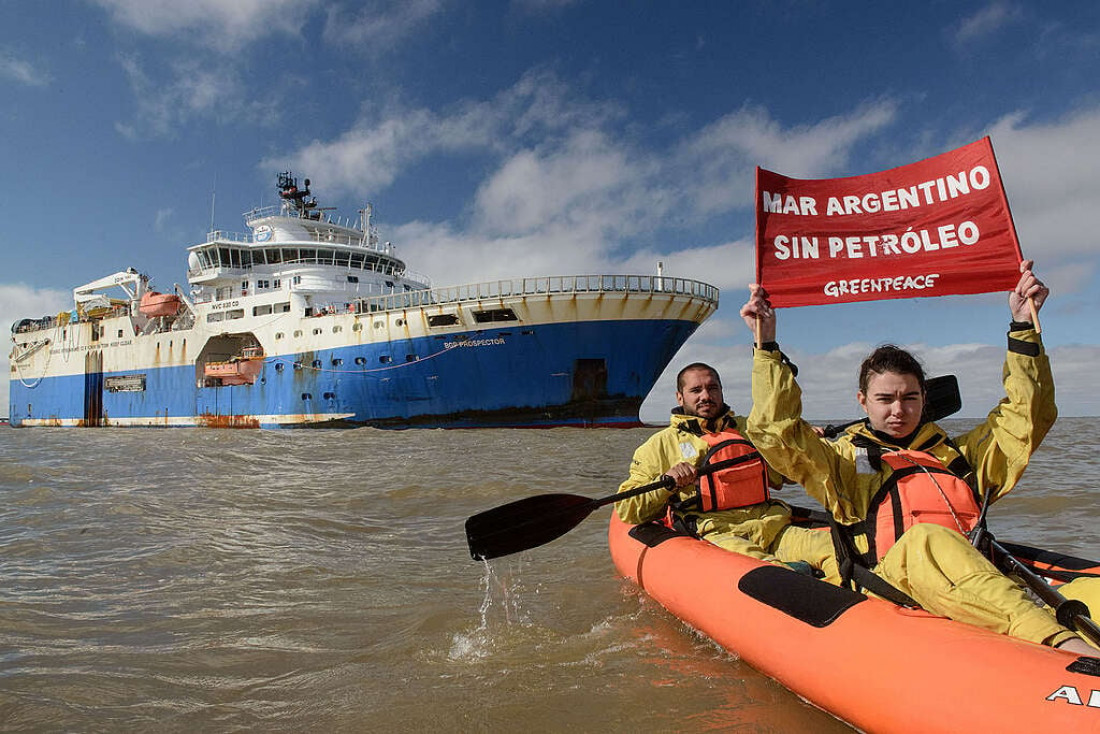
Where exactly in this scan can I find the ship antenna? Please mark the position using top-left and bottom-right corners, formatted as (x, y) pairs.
(209, 172), (217, 233)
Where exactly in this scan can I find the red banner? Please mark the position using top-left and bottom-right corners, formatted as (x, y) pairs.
(754, 137), (1023, 308)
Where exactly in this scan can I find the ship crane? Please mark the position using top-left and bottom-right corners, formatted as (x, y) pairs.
(72, 268), (148, 310)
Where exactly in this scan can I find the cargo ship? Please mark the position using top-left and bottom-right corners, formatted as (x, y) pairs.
(8, 173), (719, 428)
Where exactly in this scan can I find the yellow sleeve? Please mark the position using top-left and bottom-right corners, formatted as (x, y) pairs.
(746, 348), (861, 522)
(615, 429), (682, 524)
(954, 327), (1058, 503)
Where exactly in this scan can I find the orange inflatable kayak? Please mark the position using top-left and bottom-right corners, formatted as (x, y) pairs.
(608, 515), (1100, 733)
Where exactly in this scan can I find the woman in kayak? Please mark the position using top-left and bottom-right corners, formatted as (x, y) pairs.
(741, 259), (1095, 655)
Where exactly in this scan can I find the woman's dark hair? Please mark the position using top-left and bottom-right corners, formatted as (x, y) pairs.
(858, 345), (926, 394)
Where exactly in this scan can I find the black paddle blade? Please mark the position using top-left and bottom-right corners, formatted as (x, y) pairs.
(923, 374), (961, 422)
(465, 493), (598, 561)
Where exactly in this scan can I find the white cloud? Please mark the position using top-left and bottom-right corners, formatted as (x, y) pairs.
(266, 109), (442, 194)
(91, 0), (314, 45)
(672, 101), (899, 215)
(269, 74), (896, 290)
(951, 2), (1021, 45)
(986, 107), (1100, 278)
(0, 50), (49, 86)
(116, 55), (278, 138)
(0, 284), (72, 418)
(154, 208), (174, 232)
(322, 0), (444, 52)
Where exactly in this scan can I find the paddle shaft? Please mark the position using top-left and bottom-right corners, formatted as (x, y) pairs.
(991, 539), (1100, 648)
(592, 473), (675, 509)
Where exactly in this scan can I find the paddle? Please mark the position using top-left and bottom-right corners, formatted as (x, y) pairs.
(465, 474), (678, 561)
(989, 538), (1100, 649)
(821, 374), (961, 438)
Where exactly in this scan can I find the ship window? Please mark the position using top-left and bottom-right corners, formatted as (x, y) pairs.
(395, 318), (404, 326)
(253, 304), (273, 316)
(347, 275), (359, 283)
(242, 281), (248, 289)
(428, 314), (459, 327)
(351, 253), (365, 268)
(379, 355), (391, 364)
(226, 309), (244, 320)
(405, 354), (417, 362)
(312, 328), (322, 335)
(300, 248), (317, 262)
(294, 330), (302, 337)
(267, 249), (282, 264)
(352, 323), (363, 332)
(207, 312), (225, 323)
(275, 332), (284, 339)
(385, 280), (394, 288)
(374, 321), (384, 329)
(332, 326), (342, 333)
(274, 279), (282, 289)
(293, 362), (303, 370)
(473, 308), (518, 323)
(275, 363), (285, 372)
(276, 302), (290, 313)
(118, 329), (124, 337)
(355, 357), (366, 365)
(219, 247), (231, 266)
(312, 359), (322, 368)
(293, 275), (301, 285)
(332, 358), (343, 366)
(522, 330), (535, 335)
(323, 392), (336, 400)
(301, 393), (312, 400)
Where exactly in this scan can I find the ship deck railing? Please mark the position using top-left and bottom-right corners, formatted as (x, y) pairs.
(357, 274), (720, 314)
(201, 229), (383, 250)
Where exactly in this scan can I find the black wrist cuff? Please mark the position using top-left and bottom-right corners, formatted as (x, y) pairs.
(1007, 335), (1041, 357)
(1009, 320), (1034, 331)
(758, 341), (780, 352)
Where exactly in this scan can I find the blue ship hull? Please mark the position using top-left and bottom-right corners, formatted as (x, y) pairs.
(10, 317), (699, 429)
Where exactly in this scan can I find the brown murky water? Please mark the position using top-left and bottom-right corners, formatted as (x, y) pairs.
(0, 419), (1096, 732)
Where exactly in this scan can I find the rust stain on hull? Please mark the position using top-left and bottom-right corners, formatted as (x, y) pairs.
(197, 413), (262, 429)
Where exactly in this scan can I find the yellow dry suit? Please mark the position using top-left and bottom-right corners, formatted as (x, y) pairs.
(616, 408), (837, 581)
(746, 326), (1087, 647)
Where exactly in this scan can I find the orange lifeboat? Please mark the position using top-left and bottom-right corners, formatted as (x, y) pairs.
(139, 291), (181, 317)
(204, 347), (264, 386)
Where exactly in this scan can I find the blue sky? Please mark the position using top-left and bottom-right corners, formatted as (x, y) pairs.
(2, 0), (1098, 420)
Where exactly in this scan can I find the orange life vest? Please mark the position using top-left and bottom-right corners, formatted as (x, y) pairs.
(859, 449), (984, 562)
(692, 429), (770, 512)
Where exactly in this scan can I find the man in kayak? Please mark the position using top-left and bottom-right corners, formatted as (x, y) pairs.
(616, 362), (838, 581)
(741, 259), (1094, 655)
